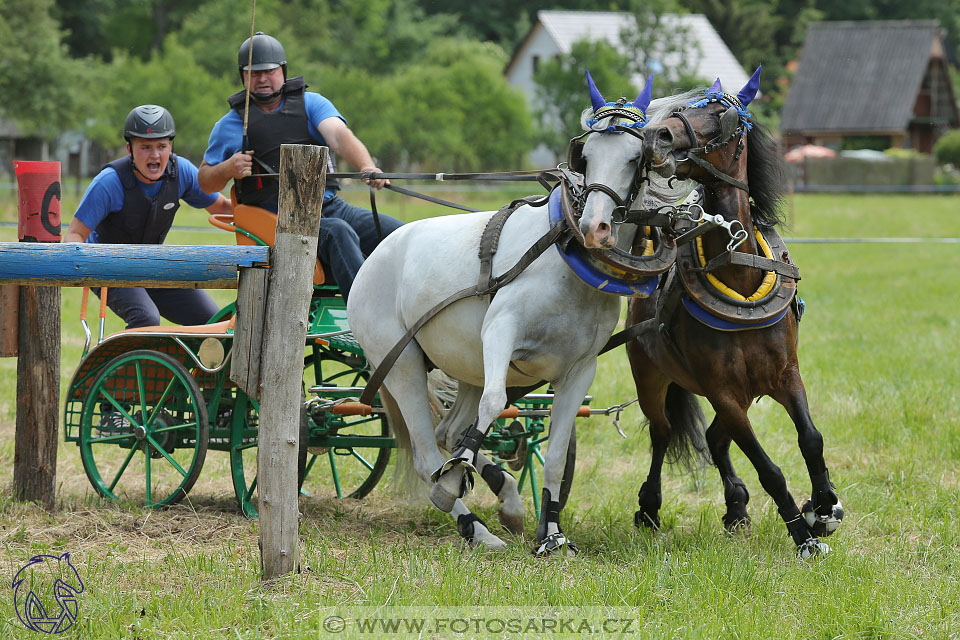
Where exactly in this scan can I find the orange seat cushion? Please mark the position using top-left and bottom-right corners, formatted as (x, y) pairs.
(231, 200), (326, 286)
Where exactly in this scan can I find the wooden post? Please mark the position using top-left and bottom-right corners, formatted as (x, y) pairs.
(12, 161), (61, 510)
(230, 266), (270, 398)
(0, 285), (18, 357)
(257, 144), (326, 580)
(14, 285), (60, 509)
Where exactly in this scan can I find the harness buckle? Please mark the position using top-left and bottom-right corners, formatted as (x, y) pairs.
(677, 203), (705, 222)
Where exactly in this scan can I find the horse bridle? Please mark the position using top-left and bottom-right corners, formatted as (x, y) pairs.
(567, 101), (649, 224)
(667, 92), (752, 193)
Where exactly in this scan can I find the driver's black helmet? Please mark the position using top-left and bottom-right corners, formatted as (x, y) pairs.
(237, 32), (287, 81)
(123, 105), (175, 142)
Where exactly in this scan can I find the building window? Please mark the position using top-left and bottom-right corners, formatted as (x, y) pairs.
(532, 55), (539, 74)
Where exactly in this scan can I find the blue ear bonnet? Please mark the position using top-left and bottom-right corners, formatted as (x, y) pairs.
(685, 91), (754, 132)
(686, 67), (762, 133)
(585, 102), (650, 132)
(584, 71), (653, 132)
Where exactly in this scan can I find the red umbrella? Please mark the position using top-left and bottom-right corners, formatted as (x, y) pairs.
(784, 145), (837, 163)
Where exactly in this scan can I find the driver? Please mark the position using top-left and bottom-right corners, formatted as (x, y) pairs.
(198, 32), (403, 302)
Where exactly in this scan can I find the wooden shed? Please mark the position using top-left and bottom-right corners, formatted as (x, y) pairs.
(780, 20), (959, 153)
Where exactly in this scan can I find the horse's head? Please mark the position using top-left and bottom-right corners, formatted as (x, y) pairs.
(644, 67), (761, 188)
(568, 71), (653, 249)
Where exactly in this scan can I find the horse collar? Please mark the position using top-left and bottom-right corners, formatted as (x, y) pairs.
(549, 188), (663, 297)
(674, 225), (798, 330)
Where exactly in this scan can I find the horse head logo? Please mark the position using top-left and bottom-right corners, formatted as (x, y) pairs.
(12, 553), (85, 634)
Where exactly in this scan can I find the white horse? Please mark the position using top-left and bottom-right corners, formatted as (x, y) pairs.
(347, 74), (656, 554)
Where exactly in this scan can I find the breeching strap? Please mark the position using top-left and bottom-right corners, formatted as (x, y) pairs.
(358, 216), (568, 407)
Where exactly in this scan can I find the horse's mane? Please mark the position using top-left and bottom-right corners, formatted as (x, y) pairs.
(744, 121), (786, 228)
(646, 88), (787, 228)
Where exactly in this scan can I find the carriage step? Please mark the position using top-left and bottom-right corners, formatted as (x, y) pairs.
(312, 331), (364, 355)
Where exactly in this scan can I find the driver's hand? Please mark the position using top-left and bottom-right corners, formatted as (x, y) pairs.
(228, 150), (255, 180)
(361, 166), (389, 190)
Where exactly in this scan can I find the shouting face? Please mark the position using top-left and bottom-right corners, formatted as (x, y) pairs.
(127, 136), (172, 182)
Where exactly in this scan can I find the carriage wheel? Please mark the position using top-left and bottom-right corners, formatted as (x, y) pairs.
(301, 368), (391, 500)
(228, 391), (308, 519)
(206, 301), (236, 324)
(78, 350), (208, 508)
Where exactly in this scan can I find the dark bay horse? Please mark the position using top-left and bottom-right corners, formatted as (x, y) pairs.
(627, 68), (843, 557)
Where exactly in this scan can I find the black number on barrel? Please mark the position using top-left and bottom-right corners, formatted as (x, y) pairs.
(40, 181), (61, 238)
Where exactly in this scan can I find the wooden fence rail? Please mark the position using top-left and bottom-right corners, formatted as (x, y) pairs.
(0, 244), (269, 288)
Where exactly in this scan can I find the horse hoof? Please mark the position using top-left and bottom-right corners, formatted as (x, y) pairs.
(431, 459), (475, 500)
(429, 483), (458, 512)
(458, 513), (506, 550)
(796, 537), (831, 559)
(801, 498), (844, 537)
(633, 510), (660, 530)
(498, 491), (525, 536)
(467, 532), (508, 550)
(499, 509), (525, 536)
(722, 513), (751, 533)
(532, 532), (579, 557)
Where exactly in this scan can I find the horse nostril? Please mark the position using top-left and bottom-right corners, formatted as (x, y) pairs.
(657, 127), (674, 146)
(597, 222), (610, 235)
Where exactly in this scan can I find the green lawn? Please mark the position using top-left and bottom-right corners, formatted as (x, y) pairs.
(0, 191), (958, 638)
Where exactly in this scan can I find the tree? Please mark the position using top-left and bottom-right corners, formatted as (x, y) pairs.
(533, 40), (636, 157)
(177, 0), (283, 80)
(85, 33), (234, 161)
(53, 0), (113, 60)
(387, 39), (534, 170)
(620, 0), (704, 94)
(532, 2), (699, 157)
(415, 0), (635, 48)
(278, 0), (458, 75)
(678, 0), (823, 122)
(0, 0), (95, 138)
(815, 0), (960, 53)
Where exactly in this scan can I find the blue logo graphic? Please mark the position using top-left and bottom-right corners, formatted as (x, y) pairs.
(12, 553), (85, 634)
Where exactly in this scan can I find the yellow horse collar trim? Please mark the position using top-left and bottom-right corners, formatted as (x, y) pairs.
(695, 227), (776, 302)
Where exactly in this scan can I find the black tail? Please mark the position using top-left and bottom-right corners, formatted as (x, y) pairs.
(664, 383), (711, 471)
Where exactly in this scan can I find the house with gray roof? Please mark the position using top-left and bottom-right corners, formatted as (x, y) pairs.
(780, 21), (959, 153)
(506, 10), (750, 166)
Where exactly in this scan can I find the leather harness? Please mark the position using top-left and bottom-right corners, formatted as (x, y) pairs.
(358, 193), (566, 407)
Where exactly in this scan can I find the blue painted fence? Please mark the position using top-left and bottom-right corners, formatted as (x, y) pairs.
(0, 243), (269, 288)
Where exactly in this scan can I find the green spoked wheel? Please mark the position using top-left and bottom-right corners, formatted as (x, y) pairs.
(228, 392), (308, 519)
(206, 301), (236, 324)
(79, 350), (208, 508)
(302, 369), (392, 500)
(515, 425), (577, 513)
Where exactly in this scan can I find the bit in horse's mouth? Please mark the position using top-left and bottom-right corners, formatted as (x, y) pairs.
(648, 156), (676, 178)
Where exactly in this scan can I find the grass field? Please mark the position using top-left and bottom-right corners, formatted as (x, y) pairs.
(0, 188), (958, 638)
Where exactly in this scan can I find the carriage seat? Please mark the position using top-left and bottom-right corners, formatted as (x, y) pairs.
(209, 197), (326, 286)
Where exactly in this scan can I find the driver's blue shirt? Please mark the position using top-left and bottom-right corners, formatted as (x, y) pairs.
(74, 156), (217, 243)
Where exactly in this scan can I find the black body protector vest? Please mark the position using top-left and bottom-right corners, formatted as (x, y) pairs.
(96, 155), (180, 244)
(227, 76), (339, 207)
